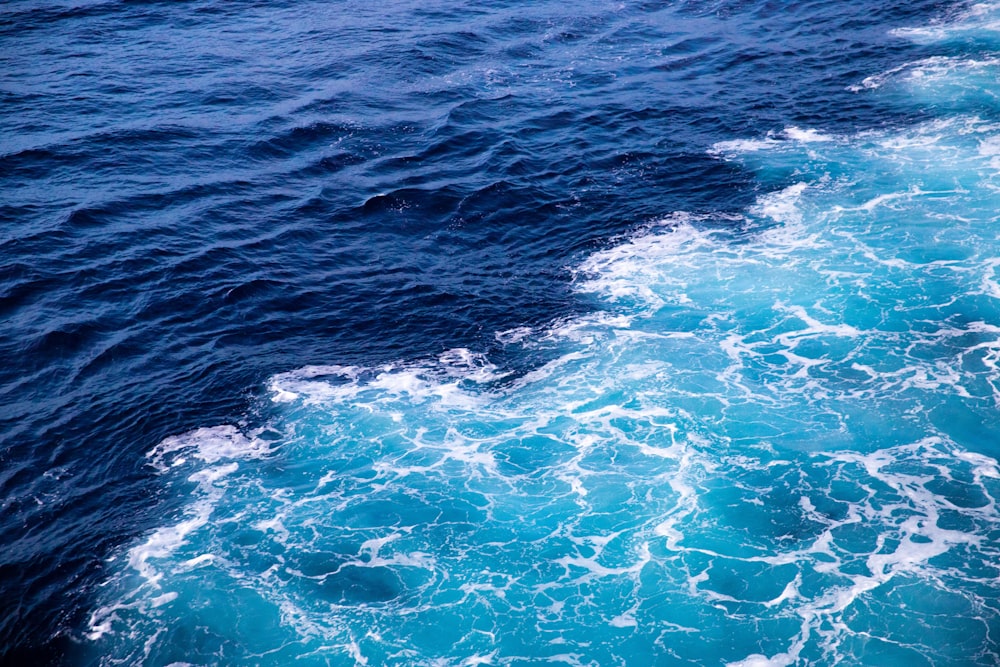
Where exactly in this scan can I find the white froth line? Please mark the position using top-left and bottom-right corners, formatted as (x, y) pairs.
(127, 486), (223, 588)
(764, 574), (802, 608)
(269, 361), (495, 409)
(177, 553), (214, 570)
(710, 128), (835, 160)
(980, 258), (1000, 298)
(832, 186), (957, 213)
(149, 592), (177, 608)
(774, 303), (862, 339)
(544, 653), (593, 667)
(850, 55), (1000, 91)
(773, 439), (1000, 653)
(956, 449), (1000, 480)
(269, 365), (360, 402)
(347, 641), (368, 666)
(555, 541), (651, 584)
(672, 436), (1000, 667)
(709, 137), (779, 155)
(495, 326), (532, 344)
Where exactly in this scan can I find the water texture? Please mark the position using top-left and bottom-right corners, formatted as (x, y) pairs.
(1, 0), (993, 665)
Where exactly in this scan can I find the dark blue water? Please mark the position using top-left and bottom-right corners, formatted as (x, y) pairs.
(4, 0), (997, 664)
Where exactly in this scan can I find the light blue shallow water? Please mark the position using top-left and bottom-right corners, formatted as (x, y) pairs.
(82, 3), (1000, 666)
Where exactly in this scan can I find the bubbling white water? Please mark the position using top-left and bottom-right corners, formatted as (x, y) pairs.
(85, 4), (1000, 666)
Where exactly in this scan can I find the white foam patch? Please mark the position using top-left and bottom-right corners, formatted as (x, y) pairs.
(850, 55), (1000, 91)
(892, 2), (1000, 43)
(438, 348), (509, 383)
(495, 326), (533, 344)
(782, 127), (834, 143)
(575, 220), (728, 308)
(128, 463), (237, 585)
(268, 355), (499, 410)
(753, 182), (809, 227)
(710, 127), (836, 156)
(147, 425), (267, 472)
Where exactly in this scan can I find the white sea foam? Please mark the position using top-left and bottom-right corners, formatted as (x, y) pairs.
(782, 127), (834, 143)
(494, 326), (533, 344)
(892, 2), (1000, 43)
(724, 439), (1000, 664)
(850, 55), (1000, 91)
(88, 28), (1000, 664)
(727, 653), (796, 667)
(146, 424), (267, 472)
(709, 136), (780, 155)
(757, 182), (808, 224)
(267, 353), (502, 410)
(710, 127), (835, 156)
(574, 220), (727, 309)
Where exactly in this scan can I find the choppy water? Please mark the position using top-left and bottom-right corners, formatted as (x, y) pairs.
(3, 0), (1000, 665)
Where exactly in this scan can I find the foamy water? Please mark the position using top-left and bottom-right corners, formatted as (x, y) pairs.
(70, 1), (1000, 665)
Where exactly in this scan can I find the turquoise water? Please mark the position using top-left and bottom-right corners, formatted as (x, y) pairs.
(83, 4), (1000, 666)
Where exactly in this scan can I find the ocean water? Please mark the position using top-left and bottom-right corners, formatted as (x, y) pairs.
(3, 0), (1000, 665)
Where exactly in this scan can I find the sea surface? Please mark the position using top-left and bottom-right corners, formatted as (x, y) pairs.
(3, 0), (1000, 665)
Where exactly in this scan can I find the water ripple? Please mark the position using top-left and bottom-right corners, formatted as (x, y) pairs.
(0, 0), (950, 662)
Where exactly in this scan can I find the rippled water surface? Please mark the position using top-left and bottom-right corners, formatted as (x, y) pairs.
(3, 0), (999, 664)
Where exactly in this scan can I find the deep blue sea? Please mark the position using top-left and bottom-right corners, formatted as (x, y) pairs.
(4, 0), (1000, 664)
